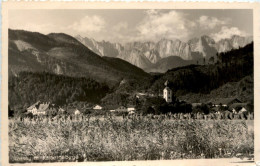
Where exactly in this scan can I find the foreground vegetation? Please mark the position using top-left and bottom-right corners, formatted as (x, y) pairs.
(9, 116), (254, 163)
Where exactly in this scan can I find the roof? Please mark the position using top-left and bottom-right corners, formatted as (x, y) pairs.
(27, 101), (40, 110)
(38, 103), (49, 111)
(211, 107), (219, 112)
(129, 110), (135, 114)
(239, 107), (247, 111)
(93, 104), (102, 107)
(38, 103), (59, 112)
(25, 112), (32, 115)
(117, 106), (127, 109)
(137, 93), (146, 96)
(127, 104), (136, 108)
(105, 105), (120, 110)
(27, 101), (60, 113)
(230, 103), (247, 109)
(211, 98), (241, 105)
(191, 103), (202, 107)
(59, 108), (65, 112)
(164, 80), (169, 86)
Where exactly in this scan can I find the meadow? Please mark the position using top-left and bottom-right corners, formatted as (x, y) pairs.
(9, 116), (254, 163)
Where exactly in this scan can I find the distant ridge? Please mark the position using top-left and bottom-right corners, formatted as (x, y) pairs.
(147, 56), (195, 73)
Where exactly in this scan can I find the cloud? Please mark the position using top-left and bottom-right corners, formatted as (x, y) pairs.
(135, 10), (195, 41)
(198, 16), (229, 29)
(69, 15), (105, 33)
(113, 22), (128, 31)
(210, 26), (247, 42)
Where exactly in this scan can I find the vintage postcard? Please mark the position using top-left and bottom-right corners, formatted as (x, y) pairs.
(1, 2), (260, 166)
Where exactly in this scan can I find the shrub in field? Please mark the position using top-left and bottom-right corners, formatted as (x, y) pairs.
(9, 117), (254, 163)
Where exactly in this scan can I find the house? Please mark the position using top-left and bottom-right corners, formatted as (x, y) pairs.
(239, 107), (247, 113)
(230, 103), (247, 109)
(136, 92), (147, 99)
(27, 101), (59, 116)
(163, 80), (172, 103)
(105, 105), (119, 112)
(93, 105), (103, 110)
(127, 105), (136, 112)
(211, 107), (219, 113)
(37, 102), (50, 115)
(211, 98), (242, 107)
(74, 109), (81, 115)
(137, 92), (146, 96)
(116, 106), (128, 112)
(232, 108), (237, 114)
(230, 103), (247, 113)
(191, 103), (202, 108)
(27, 101), (40, 114)
(128, 110), (135, 115)
(59, 107), (65, 112)
(148, 93), (155, 97)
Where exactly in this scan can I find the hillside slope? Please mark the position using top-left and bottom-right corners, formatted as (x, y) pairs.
(9, 29), (150, 86)
(147, 56), (195, 73)
(178, 74), (253, 103)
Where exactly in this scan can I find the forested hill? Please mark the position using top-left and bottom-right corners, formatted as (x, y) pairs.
(148, 42), (253, 97)
(9, 72), (110, 110)
(178, 74), (253, 103)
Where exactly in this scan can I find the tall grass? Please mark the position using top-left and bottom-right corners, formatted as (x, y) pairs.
(9, 116), (254, 163)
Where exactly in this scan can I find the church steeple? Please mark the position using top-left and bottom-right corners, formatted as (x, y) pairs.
(163, 80), (172, 103)
(164, 80), (169, 87)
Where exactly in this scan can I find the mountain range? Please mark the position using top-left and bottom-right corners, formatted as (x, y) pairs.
(76, 35), (253, 72)
(8, 29), (253, 84)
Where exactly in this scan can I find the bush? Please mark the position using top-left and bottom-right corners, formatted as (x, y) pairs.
(192, 104), (210, 114)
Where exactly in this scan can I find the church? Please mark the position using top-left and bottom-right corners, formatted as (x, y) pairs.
(163, 80), (172, 103)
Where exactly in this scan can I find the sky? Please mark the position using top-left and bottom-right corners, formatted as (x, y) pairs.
(9, 9), (253, 43)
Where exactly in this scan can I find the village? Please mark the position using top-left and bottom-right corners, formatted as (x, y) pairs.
(22, 80), (254, 121)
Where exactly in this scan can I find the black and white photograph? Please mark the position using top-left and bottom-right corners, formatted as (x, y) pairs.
(1, 3), (260, 166)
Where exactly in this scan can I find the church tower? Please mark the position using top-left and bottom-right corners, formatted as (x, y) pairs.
(163, 80), (172, 103)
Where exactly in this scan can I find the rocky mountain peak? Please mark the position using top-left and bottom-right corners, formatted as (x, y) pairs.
(201, 35), (216, 45)
(75, 34), (253, 71)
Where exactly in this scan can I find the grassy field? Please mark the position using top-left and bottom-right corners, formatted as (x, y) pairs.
(9, 117), (254, 163)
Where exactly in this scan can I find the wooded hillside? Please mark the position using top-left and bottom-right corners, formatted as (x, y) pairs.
(9, 72), (110, 110)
